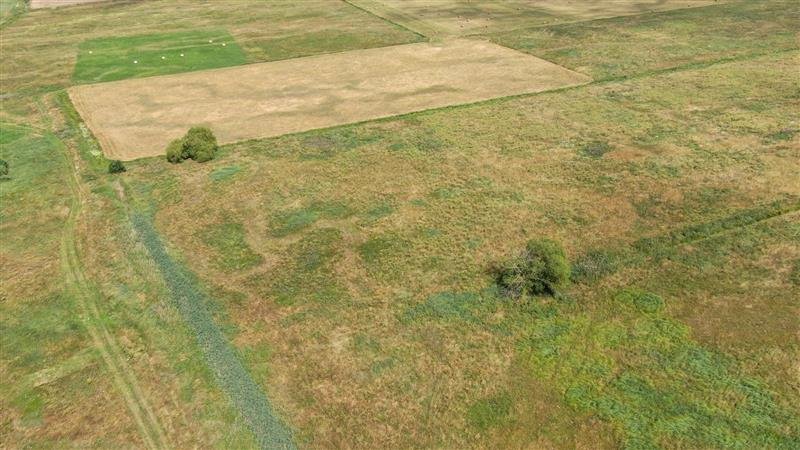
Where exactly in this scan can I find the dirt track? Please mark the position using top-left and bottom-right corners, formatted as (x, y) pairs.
(69, 39), (590, 160)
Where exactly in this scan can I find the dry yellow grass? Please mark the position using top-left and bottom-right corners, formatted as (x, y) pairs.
(351, 0), (721, 36)
(69, 38), (590, 160)
(30, 0), (108, 8)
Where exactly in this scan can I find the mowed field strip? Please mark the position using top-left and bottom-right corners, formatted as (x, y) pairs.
(69, 39), (590, 160)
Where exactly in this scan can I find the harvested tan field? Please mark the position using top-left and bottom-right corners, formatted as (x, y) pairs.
(69, 38), (590, 160)
(30, 0), (108, 8)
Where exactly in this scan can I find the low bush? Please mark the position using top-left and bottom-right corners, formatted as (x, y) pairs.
(497, 238), (570, 298)
(165, 139), (184, 163)
(108, 160), (126, 173)
(165, 126), (218, 163)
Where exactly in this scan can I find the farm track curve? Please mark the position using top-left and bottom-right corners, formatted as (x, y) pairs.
(56, 105), (170, 449)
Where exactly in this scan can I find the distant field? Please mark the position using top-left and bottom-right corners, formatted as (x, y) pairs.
(69, 39), (590, 160)
(74, 29), (247, 84)
(30, 0), (107, 8)
(349, 0), (719, 36)
(1, 0), (422, 93)
(492, 0), (800, 80)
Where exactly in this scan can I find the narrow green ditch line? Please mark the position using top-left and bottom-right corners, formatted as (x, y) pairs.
(129, 213), (295, 450)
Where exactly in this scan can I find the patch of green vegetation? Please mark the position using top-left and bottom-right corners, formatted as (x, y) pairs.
(361, 201), (395, 222)
(790, 259), (800, 286)
(402, 291), (482, 324)
(467, 392), (513, 431)
(571, 249), (620, 283)
(209, 165), (242, 182)
(265, 228), (347, 306)
(358, 234), (404, 265)
(202, 221), (263, 272)
(578, 140), (612, 158)
(0, 123), (70, 251)
(492, 1), (800, 80)
(766, 128), (797, 141)
(130, 213), (294, 448)
(0, 0), (24, 27)
(270, 201), (354, 236)
(523, 289), (800, 449)
(298, 128), (384, 160)
(74, 29), (247, 84)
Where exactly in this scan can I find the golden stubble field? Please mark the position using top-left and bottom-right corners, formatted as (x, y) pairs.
(69, 38), (590, 160)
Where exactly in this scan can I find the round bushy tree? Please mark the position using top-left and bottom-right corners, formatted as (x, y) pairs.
(497, 238), (570, 298)
(108, 160), (126, 173)
(0, 160), (8, 177)
(165, 127), (218, 163)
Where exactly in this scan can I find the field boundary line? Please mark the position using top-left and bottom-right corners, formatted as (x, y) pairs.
(54, 102), (170, 450)
(222, 48), (798, 155)
(343, 0), (437, 39)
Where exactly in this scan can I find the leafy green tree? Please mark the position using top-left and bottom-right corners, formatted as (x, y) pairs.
(497, 238), (570, 298)
(0, 160), (8, 178)
(165, 126), (219, 163)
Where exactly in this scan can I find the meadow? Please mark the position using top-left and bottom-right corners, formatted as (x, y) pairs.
(1, 0), (799, 448)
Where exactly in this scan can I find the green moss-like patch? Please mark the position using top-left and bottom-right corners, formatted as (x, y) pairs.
(202, 222), (263, 272)
(523, 290), (800, 448)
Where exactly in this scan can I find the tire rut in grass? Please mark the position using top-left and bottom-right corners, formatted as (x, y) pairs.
(60, 134), (169, 449)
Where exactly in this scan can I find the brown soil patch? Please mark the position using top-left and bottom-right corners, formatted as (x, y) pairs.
(69, 38), (590, 160)
(30, 0), (108, 8)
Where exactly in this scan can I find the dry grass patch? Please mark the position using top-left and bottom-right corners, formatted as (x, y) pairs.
(30, 0), (108, 8)
(355, 0), (721, 36)
(69, 38), (590, 160)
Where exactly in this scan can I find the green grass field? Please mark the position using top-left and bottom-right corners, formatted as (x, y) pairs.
(74, 30), (248, 83)
(2, 0), (799, 448)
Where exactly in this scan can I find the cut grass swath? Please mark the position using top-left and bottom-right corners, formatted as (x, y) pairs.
(74, 29), (247, 84)
(130, 213), (294, 450)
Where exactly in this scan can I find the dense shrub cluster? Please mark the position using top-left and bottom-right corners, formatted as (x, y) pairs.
(497, 238), (570, 298)
(166, 126), (218, 163)
(108, 160), (126, 173)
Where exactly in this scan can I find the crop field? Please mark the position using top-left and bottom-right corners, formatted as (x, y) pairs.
(69, 39), (589, 160)
(2, 0), (799, 449)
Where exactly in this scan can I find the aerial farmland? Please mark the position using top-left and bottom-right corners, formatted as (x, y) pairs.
(1, 1), (798, 449)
